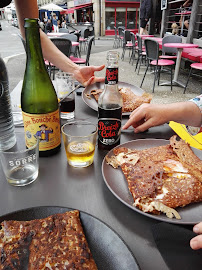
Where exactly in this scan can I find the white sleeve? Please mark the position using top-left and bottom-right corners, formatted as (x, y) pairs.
(189, 94), (202, 127)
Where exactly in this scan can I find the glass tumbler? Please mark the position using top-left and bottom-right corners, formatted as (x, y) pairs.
(62, 121), (98, 168)
(0, 132), (39, 186)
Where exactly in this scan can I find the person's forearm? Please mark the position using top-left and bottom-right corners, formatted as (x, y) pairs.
(40, 31), (80, 74)
(15, 0), (80, 75)
(165, 102), (202, 127)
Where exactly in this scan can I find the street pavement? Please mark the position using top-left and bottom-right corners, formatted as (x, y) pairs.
(0, 19), (201, 104)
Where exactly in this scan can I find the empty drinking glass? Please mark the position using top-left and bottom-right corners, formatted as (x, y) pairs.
(0, 132), (39, 186)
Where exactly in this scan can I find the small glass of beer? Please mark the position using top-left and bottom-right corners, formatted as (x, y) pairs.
(61, 121), (98, 167)
(55, 72), (75, 120)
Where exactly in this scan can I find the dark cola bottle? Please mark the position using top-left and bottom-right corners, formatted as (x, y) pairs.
(98, 51), (123, 150)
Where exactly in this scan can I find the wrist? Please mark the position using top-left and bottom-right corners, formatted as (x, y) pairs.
(169, 102), (201, 127)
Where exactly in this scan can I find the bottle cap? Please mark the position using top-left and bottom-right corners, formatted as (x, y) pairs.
(24, 18), (39, 28)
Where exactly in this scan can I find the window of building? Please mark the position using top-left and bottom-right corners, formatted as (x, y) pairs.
(116, 7), (126, 28)
(127, 8), (136, 29)
(105, 7), (115, 30)
(105, 4), (140, 32)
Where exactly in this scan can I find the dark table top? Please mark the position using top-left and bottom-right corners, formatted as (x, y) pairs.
(0, 91), (177, 270)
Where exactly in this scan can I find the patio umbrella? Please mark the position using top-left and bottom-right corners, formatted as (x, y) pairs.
(39, 3), (64, 12)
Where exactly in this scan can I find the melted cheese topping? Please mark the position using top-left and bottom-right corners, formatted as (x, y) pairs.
(155, 187), (169, 200)
(163, 159), (188, 173)
(116, 152), (139, 166)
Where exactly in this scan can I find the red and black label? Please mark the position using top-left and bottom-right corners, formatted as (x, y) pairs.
(98, 107), (122, 146)
(105, 68), (118, 85)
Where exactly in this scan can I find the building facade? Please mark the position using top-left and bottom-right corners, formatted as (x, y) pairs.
(37, 0), (140, 36)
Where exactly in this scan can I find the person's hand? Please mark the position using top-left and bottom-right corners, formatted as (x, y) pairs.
(74, 65), (105, 87)
(122, 103), (169, 133)
(190, 222), (202, 250)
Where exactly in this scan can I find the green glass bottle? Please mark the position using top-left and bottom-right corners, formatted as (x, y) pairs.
(21, 19), (61, 157)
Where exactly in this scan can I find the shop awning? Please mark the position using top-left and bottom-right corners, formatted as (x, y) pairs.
(60, 8), (74, 14)
(74, 3), (92, 10)
(60, 3), (92, 14)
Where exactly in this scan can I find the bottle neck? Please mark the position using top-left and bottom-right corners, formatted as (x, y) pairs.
(25, 27), (45, 67)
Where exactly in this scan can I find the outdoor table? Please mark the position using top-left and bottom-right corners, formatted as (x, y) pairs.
(149, 37), (162, 43)
(140, 34), (154, 39)
(0, 82), (185, 270)
(163, 43), (198, 88)
(175, 11), (192, 35)
(47, 32), (67, 37)
(47, 33), (79, 47)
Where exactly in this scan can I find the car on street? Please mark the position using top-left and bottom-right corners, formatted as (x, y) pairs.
(11, 18), (18, 28)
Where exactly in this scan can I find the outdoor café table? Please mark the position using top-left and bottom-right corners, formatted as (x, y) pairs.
(163, 43), (198, 88)
(47, 32), (67, 37)
(149, 37), (163, 43)
(140, 34), (154, 39)
(0, 82), (189, 270)
(47, 33), (79, 47)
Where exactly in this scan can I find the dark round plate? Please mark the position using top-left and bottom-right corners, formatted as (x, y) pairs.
(102, 139), (202, 225)
(82, 81), (144, 116)
(0, 206), (140, 270)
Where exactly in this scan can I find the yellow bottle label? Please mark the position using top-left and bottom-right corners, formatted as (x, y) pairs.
(22, 109), (61, 151)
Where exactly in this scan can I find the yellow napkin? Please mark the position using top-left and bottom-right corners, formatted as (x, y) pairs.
(169, 121), (202, 150)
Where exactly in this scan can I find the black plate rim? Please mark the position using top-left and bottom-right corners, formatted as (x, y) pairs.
(102, 138), (202, 225)
(82, 81), (144, 116)
(0, 205), (140, 270)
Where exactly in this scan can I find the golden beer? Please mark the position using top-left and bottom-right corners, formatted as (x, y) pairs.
(65, 141), (95, 167)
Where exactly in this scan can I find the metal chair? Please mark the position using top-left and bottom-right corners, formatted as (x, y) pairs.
(79, 28), (90, 52)
(62, 33), (80, 57)
(113, 27), (119, 48)
(121, 30), (133, 60)
(140, 39), (175, 93)
(160, 35), (182, 60)
(70, 36), (94, 66)
(135, 34), (147, 74)
(45, 38), (72, 79)
(18, 34), (26, 51)
(117, 26), (125, 47)
(184, 63), (202, 94)
(129, 32), (137, 65)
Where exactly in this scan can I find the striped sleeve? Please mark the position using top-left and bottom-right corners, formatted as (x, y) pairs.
(189, 94), (202, 112)
(189, 94), (202, 126)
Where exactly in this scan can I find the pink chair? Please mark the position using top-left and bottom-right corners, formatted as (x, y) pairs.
(79, 28), (90, 52)
(135, 34), (146, 74)
(140, 39), (175, 93)
(184, 63), (202, 93)
(160, 35), (182, 60)
(45, 38), (72, 79)
(121, 30), (133, 60)
(70, 36), (94, 66)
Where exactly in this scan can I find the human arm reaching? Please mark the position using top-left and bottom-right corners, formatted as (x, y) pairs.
(14, 0), (105, 86)
(190, 222), (202, 250)
(122, 98), (202, 133)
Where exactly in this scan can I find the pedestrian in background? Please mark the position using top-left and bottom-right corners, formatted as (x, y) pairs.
(45, 19), (52, 33)
(71, 14), (76, 24)
(140, 0), (152, 35)
(52, 14), (58, 33)
(39, 19), (45, 32)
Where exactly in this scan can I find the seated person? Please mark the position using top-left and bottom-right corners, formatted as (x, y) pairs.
(179, 0), (192, 33)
